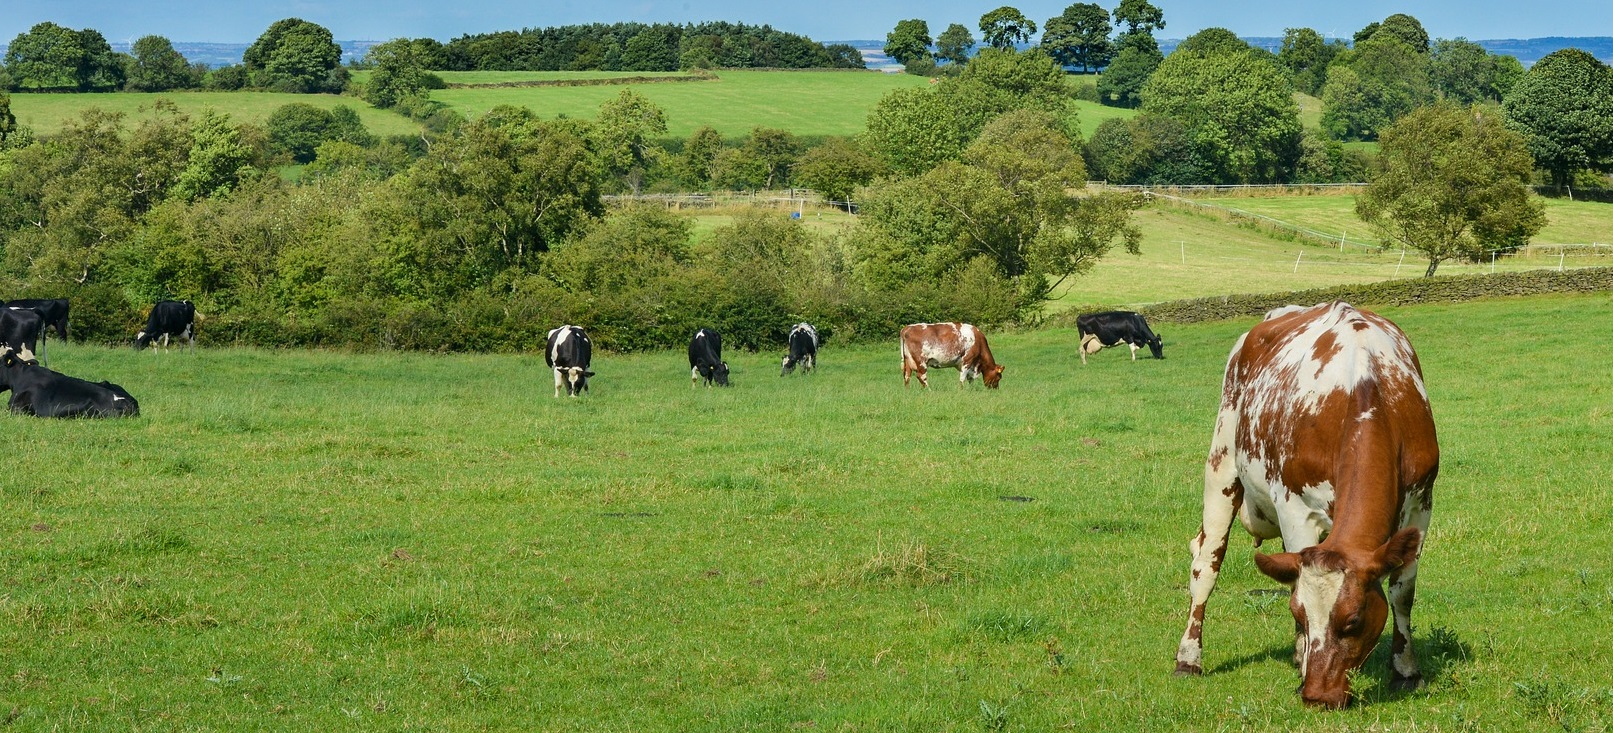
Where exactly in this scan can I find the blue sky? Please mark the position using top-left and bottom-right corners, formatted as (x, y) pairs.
(3, 0), (1609, 44)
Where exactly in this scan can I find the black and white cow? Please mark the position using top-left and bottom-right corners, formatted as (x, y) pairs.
(546, 325), (595, 397)
(781, 322), (818, 376)
(135, 300), (196, 352)
(1, 306), (43, 363)
(1075, 310), (1164, 364)
(5, 298), (68, 364)
(689, 328), (730, 387)
(0, 348), (139, 418)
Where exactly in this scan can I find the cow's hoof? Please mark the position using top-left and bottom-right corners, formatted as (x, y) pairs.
(1390, 673), (1424, 692)
(1173, 662), (1202, 677)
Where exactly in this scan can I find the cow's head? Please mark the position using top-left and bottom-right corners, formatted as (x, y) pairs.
(563, 366), (595, 396)
(1148, 336), (1165, 359)
(714, 361), (731, 386)
(780, 355), (795, 376)
(982, 364), (1004, 389)
(1254, 527), (1423, 709)
(134, 331), (151, 349)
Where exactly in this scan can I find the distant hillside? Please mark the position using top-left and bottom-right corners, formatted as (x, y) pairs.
(0, 40), (377, 68)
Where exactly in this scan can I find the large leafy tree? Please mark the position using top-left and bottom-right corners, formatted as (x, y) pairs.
(0, 93), (16, 146)
(1321, 36), (1434, 140)
(1365, 14), (1430, 54)
(1278, 28), (1344, 97)
(127, 35), (198, 92)
(4, 22), (85, 91)
(1097, 46), (1159, 108)
(1358, 103), (1544, 277)
(362, 38), (439, 108)
(1041, 3), (1113, 73)
(1174, 28), (1250, 56)
(1429, 38), (1522, 104)
(75, 29), (126, 91)
(1503, 49), (1613, 187)
(856, 109), (1139, 311)
(244, 18), (345, 93)
(1141, 47), (1302, 183)
(792, 138), (884, 205)
(1113, 0), (1166, 35)
(884, 19), (933, 65)
(595, 89), (668, 193)
(936, 24), (977, 66)
(980, 7), (1038, 50)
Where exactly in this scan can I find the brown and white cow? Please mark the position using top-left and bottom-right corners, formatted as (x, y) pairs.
(899, 322), (1004, 389)
(1174, 302), (1438, 709)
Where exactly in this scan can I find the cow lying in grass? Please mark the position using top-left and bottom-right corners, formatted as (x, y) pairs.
(0, 348), (140, 418)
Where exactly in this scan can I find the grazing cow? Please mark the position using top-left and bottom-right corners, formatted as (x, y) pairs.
(688, 328), (730, 387)
(781, 323), (818, 376)
(1174, 302), (1438, 709)
(0, 348), (139, 418)
(135, 300), (196, 352)
(546, 325), (595, 397)
(899, 322), (1004, 389)
(1, 307), (43, 362)
(1075, 311), (1164, 364)
(5, 298), (68, 364)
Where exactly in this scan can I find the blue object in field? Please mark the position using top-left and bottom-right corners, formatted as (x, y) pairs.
(791, 212), (801, 219)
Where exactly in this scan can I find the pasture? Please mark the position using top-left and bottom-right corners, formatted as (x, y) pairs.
(426, 70), (1136, 139)
(3, 293), (1611, 730)
(1202, 192), (1613, 248)
(4, 91), (423, 138)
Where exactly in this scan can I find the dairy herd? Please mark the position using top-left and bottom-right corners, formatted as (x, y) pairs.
(10, 296), (1439, 709)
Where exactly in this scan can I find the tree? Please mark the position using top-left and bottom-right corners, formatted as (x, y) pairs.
(793, 138), (885, 205)
(172, 111), (257, 201)
(1096, 46), (1158, 108)
(1357, 103), (1544, 277)
(856, 110), (1139, 312)
(740, 127), (800, 189)
(4, 22), (85, 91)
(1141, 47), (1302, 183)
(266, 104), (371, 163)
(595, 89), (668, 193)
(1041, 3), (1113, 73)
(824, 44), (866, 69)
(1174, 28), (1250, 57)
(1279, 28), (1343, 97)
(884, 19), (933, 65)
(0, 93), (16, 147)
(1503, 49), (1613, 187)
(1429, 38), (1520, 104)
(244, 18), (344, 93)
(678, 126), (725, 187)
(127, 35), (197, 92)
(75, 29), (126, 91)
(864, 87), (968, 175)
(621, 28), (679, 71)
(936, 24), (977, 66)
(1320, 36), (1434, 141)
(1374, 14), (1430, 54)
(1113, 0), (1166, 35)
(363, 38), (439, 108)
(980, 7), (1037, 51)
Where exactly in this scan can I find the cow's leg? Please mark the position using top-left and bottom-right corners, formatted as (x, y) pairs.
(1130, 342), (1139, 360)
(1388, 501), (1432, 691)
(38, 334), (47, 367)
(1176, 409), (1243, 676)
(554, 368), (564, 398)
(691, 366), (699, 388)
(915, 364), (928, 389)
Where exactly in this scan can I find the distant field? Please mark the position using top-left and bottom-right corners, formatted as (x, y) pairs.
(7, 91), (422, 137)
(1295, 92), (1322, 131)
(351, 70), (693, 85)
(428, 70), (1134, 139)
(4, 293), (1610, 729)
(1202, 193), (1613, 247)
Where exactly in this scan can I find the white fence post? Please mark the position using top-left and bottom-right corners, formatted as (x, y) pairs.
(1293, 251), (1303, 273)
(1394, 250), (1406, 277)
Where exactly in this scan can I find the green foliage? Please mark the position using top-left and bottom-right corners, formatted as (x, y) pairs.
(362, 38), (439, 108)
(3, 22), (125, 92)
(857, 109), (1139, 312)
(677, 126), (725, 187)
(1279, 28), (1345, 97)
(0, 92), (15, 146)
(266, 103), (373, 163)
(793, 138), (884, 204)
(595, 89), (669, 192)
(1174, 28), (1250, 57)
(622, 28), (680, 71)
(1083, 113), (1201, 184)
(1041, 3), (1113, 73)
(1113, 0), (1166, 35)
(1141, 47), (1302, 183)
(171, 111), (259, 202)
(126, 35), (198, 92)
(824, 44), (866, 69)
(1320, 37), (1434, 141)
(864, 88), (967, 176)
(936, 24), (977, 66)
(1428, 39), (1509, 104)
(979, 7), (1038, 50)
(203, 64), (249, 91)
(1502, 49), (1613, 187)
(1365, 13), (1431, 54)
(1357, 103), (1545, 276)
(885, 19), (933, 65)
(244, 18), (345, 93)
(1096, 45), (1159, 108)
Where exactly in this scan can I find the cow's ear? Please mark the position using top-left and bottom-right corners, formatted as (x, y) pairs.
(1254, 552), (1301, 585)
(582, 371), (596, 378)
(1367, 527), (1423, 578)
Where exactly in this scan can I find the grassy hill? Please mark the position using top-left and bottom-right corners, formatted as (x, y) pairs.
(1202, 193), (1613, 246)
(6, 91), (422, 138)
(4, 292), (1609, 729)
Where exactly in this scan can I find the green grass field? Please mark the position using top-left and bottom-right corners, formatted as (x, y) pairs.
(6, 91), (423, 138)
(1202, 193), (1613, 247)
(427, 70), (1135, 140)
(3, 292), (1610, 730)
(352, 70), (697, 86)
